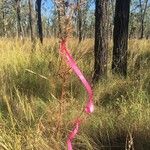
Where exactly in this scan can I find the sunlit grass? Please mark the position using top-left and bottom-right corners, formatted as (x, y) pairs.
(0, 38), (149, 149)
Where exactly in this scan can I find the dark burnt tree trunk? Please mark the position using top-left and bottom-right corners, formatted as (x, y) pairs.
(28, 0), (34, 41)
(93, 0), (109, 82)
(15, 0), (22, 38)
(35, 0), (43, 44)
(112, 0), (131, 77)
(77, 0), (82, 43)
(140, 18), (144, 39)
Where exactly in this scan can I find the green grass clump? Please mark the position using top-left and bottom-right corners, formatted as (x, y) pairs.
(0, 38), (149, 150)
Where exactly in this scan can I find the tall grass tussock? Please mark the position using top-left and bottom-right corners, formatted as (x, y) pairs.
(0, 38), (150, 150)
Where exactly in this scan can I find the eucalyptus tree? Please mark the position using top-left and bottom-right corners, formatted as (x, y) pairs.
(35, 0), (43, 43)
(28, 0), (34, 41)
(93, 0), (109, 82)
(76, 0), (91, 42)
(15, 0), (22, 38)
(0, 0), (16, 37)
(112, 0), (131, 77)
(139, 0), (149, 39)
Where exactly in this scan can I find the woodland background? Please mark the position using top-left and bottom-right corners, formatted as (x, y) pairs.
(0, 0), (150, 150)
(0, 0), (150, 40)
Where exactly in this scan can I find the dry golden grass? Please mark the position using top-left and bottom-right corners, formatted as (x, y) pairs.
(0, 38), (149, 149)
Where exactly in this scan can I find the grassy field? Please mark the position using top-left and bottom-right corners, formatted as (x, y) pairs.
(0, 38), (150, 150)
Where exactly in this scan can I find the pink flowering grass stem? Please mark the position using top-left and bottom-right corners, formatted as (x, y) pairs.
(60, 40), (94, 150)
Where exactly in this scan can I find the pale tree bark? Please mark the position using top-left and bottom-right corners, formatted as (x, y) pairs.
(110, 0), (115, 18)
(93, 0), (109, 82)
(2, 7), (5, 36)
(15, 0), (22, 38)
(108, 0), (115, 40)
(112, 0), (131, 77)
(139, 0), (148, 39)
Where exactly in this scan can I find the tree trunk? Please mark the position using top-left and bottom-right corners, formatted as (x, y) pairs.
(112, 0), (131, 77)
(139, 0), (148, 39)
(28, 0), (34, 41)
(57, 7), (62, 39)
(15, 0), (22, 38)
(77, 0), (82, 43)
(140, 18), (144, 39)
(2, 9), (5, 36)
(35, 0), (43, 44)
(110, 0), (115, 19)
(55, 1), (66, 40)
(93, 0), (109, 82)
